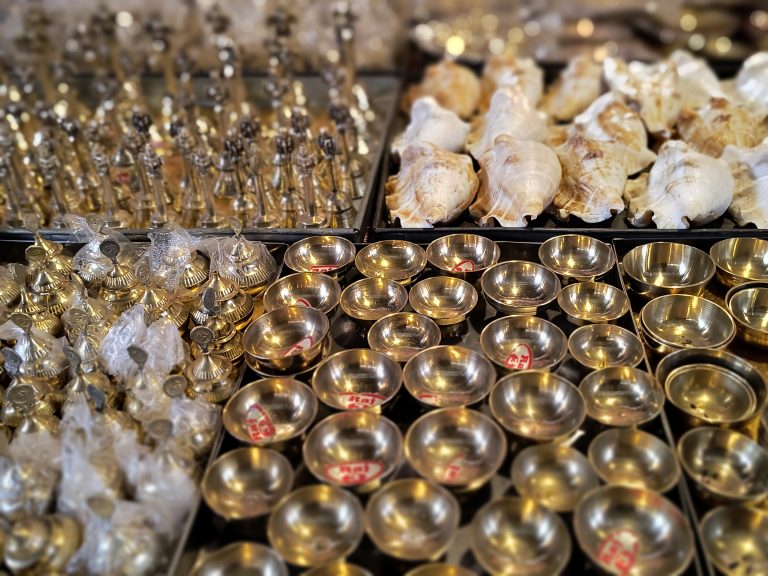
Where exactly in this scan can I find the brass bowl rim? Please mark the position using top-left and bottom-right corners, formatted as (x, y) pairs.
(622, 241), (716, 290)
(556, 281), (630, 322)
(728, 286), (768, 334)
(640, 294), (736, 350)
(480, 260), (561, 310)
(725, 280), (768, 311)
(699, 505), (768, 575)
(191, 541), (288, 576)
(568, 324), (645, 370)
(283, 235), (357, 274)
(355, 240), (427, 281)
(340, 277), (409, 321)
(367, 312), (442, 361)
(538, 234), (616, 278)
(710, 237), (768, 283)
(243, 306), (330, 361)
(263, 272), (342, 315)
(479, 315), (568, 371)
(578, 366), (665, 427)
(425, 233), (501, 274)
(408, 276), (479, 321)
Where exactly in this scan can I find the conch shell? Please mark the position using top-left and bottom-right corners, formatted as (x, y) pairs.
(392, 97), (470, 157)
(541, 54), (603, 122)
(677, 97), (759, 158)
(402, 59), (481, 119)
(480, 53), (543, 108)
(470, 135), (561, 227)
(668, 49), (724, 109)
(722, 138), (768, 227)
(385, 143), (478, 228)
(624, 140), (734, 229)
(735, 51), (768, 115)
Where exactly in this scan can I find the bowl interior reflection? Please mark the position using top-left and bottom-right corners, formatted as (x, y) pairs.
(569, 324), (645, 370)
(700, 505), (768, 575)
(481, 261), (560, 312)
(641, 295), (735, 350)
(623, 242), (715, 290)
(356, 241), (427, 281)
(191, 542), (288, 576)
(480, 316), (567, 371)
(368, 313), (441, 363)
(426, 234), (500, 275)
(579, 366), (664, 427)
(263, 273), (341, 314)
(539, 235), (615, 279)
(710, 237), (768, 284)
(409, 277), (477, 324)
(340, 278), (409, 322)
(557, 282), (629, 323)
(284, 236), (356, 275)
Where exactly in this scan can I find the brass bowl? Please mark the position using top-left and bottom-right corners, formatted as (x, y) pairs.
(481, 261), (561, 315)
(677, 427), (768, 503)
(223, 378), (318, 445)
(405, 408), (506, 490)
(202, 447), (294, 520)
(728, 286), (768, 350)
(303, 411), (403, 491)
(409, 276), (478, 325)
(623, 242), (715, 298)
(471, 496), (571, 576)
(588, 428), (680, 493)
(284, 235), (356, 278)
(312, 349), (402, 411)
(263, 273), (342, 316)
(574, 485), (694, 576)
(700, 505), (768, 575)
(191, 542), (288, 576)
(268, 484), (364, 567)
(303, 564), (373, 576)
(725, 280), (768, 311)
(539, 234), (615, 282)
(426, 234), (500, 280)
(365, 478), (460, 561)
(340, 278), (409, 323)
(710, 237), (768, 287)
(556, 282), (629, 325)
(489, 371), (585, 441)
(568, 324), (645, 370)
(243, 307), (330, 375)
(403, 345), (495, 408)
(480, 315), (567, 372)
(579, 367), (665, 427)
(367, 313), (441, 362)
(355, 240), (427, 285)
(511, 444), (599, 512)
(405, 564), (477, 576)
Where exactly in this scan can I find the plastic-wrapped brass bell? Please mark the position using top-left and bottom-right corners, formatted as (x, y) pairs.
(190, 288), (244, 364)
(24, 246), (77, 317)
(0, 266), (21, 308)
(8, 313), (68, 387)
(191, 271), (254, 331)
(95, 240), (143, 314)
(28, 225), (73, 276)
(163, 375), (219, 458)
(122, 346), (169, 421)
(14, 286), (62, 336)
(86, 385), (138, 437)
(185, 326), (239, 403)
(62, 346), (117, 410)
(7, 385), (60, 437)
(134, 264), (189, 330)
(218, 222), (278, 296)
(165, 248), (209, 303)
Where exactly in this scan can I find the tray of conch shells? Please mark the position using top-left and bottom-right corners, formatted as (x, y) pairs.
(177, 233), (712, 576)
(372, 49), (768, 243)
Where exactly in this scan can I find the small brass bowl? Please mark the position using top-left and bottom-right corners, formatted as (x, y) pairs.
(405, 564), (477, 576)
(557, 282), (629, 325)
(405, 408), (507, 490)
(312, 349), (402, 411)
(243, 307), (330, 375)
(480, 315), (567, 372)
(202, 447), (294, 520)
(403, 345), (495, 408)
(355, 240), (427, 285)
(728, 286), (768, 350)
(568, 324), (645, 370)
(426, 234), (500, 280)
(303, 411), (402, 491)
(710, 237), (768, 287)
(489, 371), (585, 441)
(191, 542), (288, 576)
(574, 485), (694, 576)
(700, 505), (768, 575)
(623, 242), (715, 298)
(340, 278), (409, 323)
(368, 313), (441, 362)
(268, 485), (364, 567)
(409, 276), (478, 325)
(511, 444), (599, 512)
(284, 235), (356, 278)
(539, 234), (615, 282)
(303, 564), (373, 576)
(365, 478), (460, 561)
(263, 273), (341, 316)
(481, 261), (561, 315)
(677, 427), (768, 503)
(588, 428), (680, 493)
(224, 378), (318, 445)
(579, 367), (665, 427)
(471, 497), (571, 576)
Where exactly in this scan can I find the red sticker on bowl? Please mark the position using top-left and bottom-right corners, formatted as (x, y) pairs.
(504, 344), (534, 370)
(324, 460), (385, 485)
(293, 297), (312, 308)
(442, 456), (478, 484)
(417, 391), (470, 405)
(452, 259), (477, 273)
(282, 336), (315, 357)
(310, 265), (338, 273)
(336, 392), (387, 410)
(245, 404), (276, 442)
(597, 529), (640, 576)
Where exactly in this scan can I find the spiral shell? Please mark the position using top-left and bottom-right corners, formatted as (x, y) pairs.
(392, 97), (470, 157)
(677, 97), (760, 158)
(480, 53), (543, 109)
(722, 138), (768, 227)
(402, 59), (481, 119)
(668, 49), (724, 109)
(735, 51), (768, 115)
(541, 54), (603, 122)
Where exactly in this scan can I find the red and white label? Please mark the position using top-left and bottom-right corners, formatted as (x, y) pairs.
(597, 529), (640, 576)
(452, 260), (477, 273)
(293, 297), (312, 308)
(310, 265), (338, 273)
(324, 460), (385, 485)
(504, 343), (534, 370)
(245, 404), (276, 442)
(282, 336), (315, 357)
(442, 456), (478, 484)
(336, 392), (387, 410)
(417, 391), (470, 405)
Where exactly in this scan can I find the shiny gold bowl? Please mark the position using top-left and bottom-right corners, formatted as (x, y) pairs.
(405, 564), (476, 576)
(223, 378), (318, 445)
(340, 278), (409, 323)
(355, 240), (427, 285)
(574, 485), (694, 576)
(539, 234), (615, 283)
(557, 282), (629, 325)
(263, 273), (342, 316)
(710, 237), (768, 288)
(284, 235), (356, 278)
(511, 444), (599, 512)
(728, 286), (768, 350)
(202, 447), (294, 520)
(303, 411), (402, 491)
(409, 276), (478, 325)
(367, 312), (441, 363)
(489, 371), (585, 441)
(303, 564), (373, 576)
(471, 496), (571, 576)
(365, 478), (460, 561)
(312, 349), (402, 411)
(481, 260), (561, 315)
(569, 324), (645, 370)
(623, 241), (715, 298)
(579, 366), (665, 427)
(480, 315), (567, 372)
(405, 408), (507, 491)
(403, 345), (495, 408)
(588, 428), (680, 493)
(191, 542), (288, 576)
(426, 234), (500, 279)
(268, 484), (364, 567)
(700, 505), (768, 575)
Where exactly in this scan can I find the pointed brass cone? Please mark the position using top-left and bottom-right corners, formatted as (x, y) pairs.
(219, 235), (278, 296)
(32, 232), (72, 276)
(191, 272), (254, 330)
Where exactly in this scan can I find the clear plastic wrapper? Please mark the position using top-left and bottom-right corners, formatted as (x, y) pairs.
(147, 223), (204, 295)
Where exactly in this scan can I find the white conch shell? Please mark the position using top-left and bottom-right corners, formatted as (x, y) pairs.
(552, 132), (627, 223)
(668, 49), (724, 109)
(570, 91), (656, 175)
(385, 143), (478, 228)
(402, 59), (481, 119)
(722, 138), (768, 227)
(677, 97), (759, 158)
(470, 135), (561, 227)
(541, 54), (603, 122)
(624, 140), (734, 229)
(735, 51), (768, 115)
(467, 86), (548, 158)
(392, 97), (470, 157)
(480, 53), (544, 108)
(603, 57), (682, 134)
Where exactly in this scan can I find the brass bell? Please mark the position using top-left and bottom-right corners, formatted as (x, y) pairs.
(133, 264), (189, 330)
(95, 239), (143, 314)
(190, 270), (253, 331)
(217, 221), (278, 296)
(190, 288), (244, 364)
(185, 326), (239, 404)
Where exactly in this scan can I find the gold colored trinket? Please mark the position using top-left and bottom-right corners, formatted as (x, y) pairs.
(185, 326), (239, 404)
